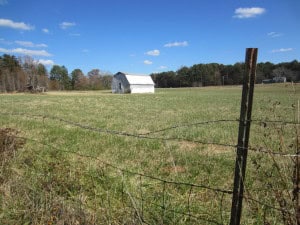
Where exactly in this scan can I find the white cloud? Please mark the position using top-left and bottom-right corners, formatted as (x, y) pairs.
(0, 0), (8, 5)
(0, 18), (34, 30)
(271, 48), (293, 53)
(36, 59), (54, 66)
(233, 7), (266, 19)
(144, 60), (153, 65)
(164, 41), (188, 48)
(145, 49), (160, 56)
(15, 41), (47, 48)
(0, 47), (52, 56)
(60, 22), (76, 29)
(159, 66), (168, 70)
(267, 32), (283, 38)
(42, 28), (49, 34)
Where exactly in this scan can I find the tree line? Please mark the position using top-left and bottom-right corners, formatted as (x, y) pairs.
(49, 65), (112, 91)
(151, 60), (300, 88)
(1, 54), (300, 92)
(0, 54), (112, 93)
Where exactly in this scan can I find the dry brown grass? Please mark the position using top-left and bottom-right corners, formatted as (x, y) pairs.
(161, 165), (186, 174)
(177, 141), (232, 156)
(0, 128), (25, 164)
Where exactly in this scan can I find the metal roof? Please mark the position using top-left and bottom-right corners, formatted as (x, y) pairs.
(116, 72), (154, 85)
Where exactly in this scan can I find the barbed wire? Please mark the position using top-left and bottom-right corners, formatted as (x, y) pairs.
(1, 82), (298, 224)
(1, 111), (298, 132)
(2, 110), (297, 223)
(130, 193), (224, 225)
(12, 134), (229, 224)
(14, 134), (294, 219)
(251, 119), (300, 126)
(142, 118), (299, 136)
(139, 119), (239, 135)
(1, 111), (298, 157)
(244, 195), (295, 216)
(16, 135), (233, 195)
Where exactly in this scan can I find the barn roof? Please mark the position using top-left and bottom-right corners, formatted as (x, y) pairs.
(116, 72), (154, 85)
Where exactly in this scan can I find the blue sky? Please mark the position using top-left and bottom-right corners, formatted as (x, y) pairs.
(0, 0), (299, 75)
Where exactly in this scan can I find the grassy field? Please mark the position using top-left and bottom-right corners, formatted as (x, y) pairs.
(0, 84), (299, 224)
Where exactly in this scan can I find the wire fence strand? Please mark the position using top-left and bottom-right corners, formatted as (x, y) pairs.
(1, 110), (299, 224)
(1, 112), (299, 157)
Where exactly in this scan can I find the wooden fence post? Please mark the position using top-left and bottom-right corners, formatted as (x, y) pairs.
(294, 105), (300, 224)
(230, 48), (258, 225)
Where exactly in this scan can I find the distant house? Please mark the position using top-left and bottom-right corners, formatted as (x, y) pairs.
(273, 76), (287, 83)
(262, 76), (287, 84)
(112, 72), (155, 94)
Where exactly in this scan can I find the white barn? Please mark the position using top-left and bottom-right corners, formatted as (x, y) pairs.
(112, 72), (155, 94)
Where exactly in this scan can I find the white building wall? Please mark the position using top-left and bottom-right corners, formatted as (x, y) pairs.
(130, 84), (154, 93)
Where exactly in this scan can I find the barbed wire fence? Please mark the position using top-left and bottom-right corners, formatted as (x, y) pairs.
(0, 109), (299, 224)
(1, 49), (299, 224)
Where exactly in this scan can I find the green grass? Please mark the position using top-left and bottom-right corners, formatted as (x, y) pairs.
(0, 84), (299, 224)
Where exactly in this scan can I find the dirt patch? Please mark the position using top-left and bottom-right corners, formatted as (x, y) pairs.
(178, 141), (233, 156)
(0, 128), (25, 162)
(137, 129), (151, 135)
(177, 141), (198, 151)
(162, 165), (186, 174)
(201, 144), (232, 156)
